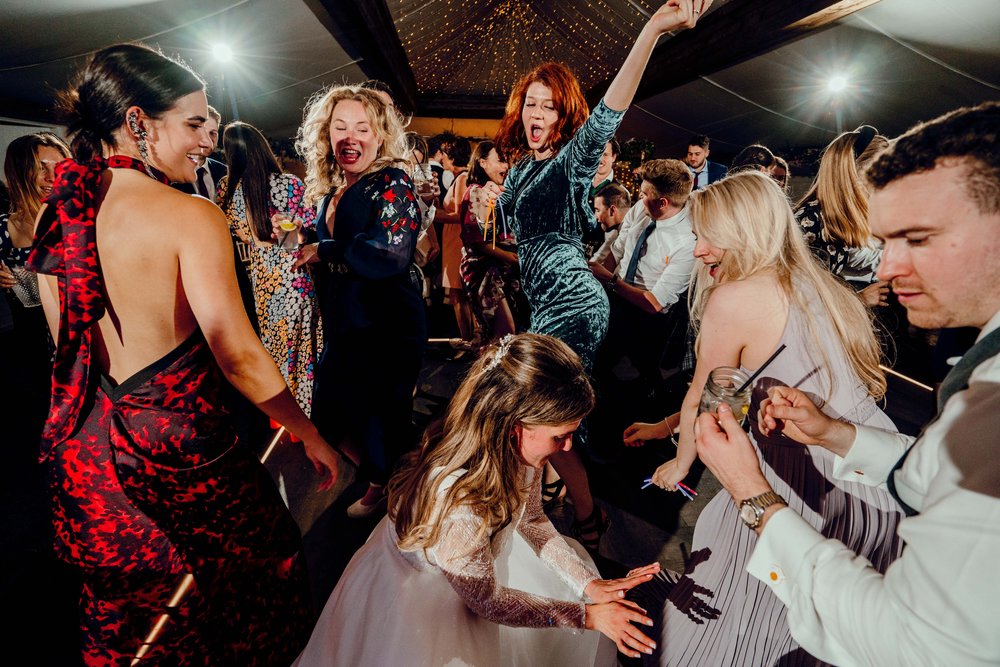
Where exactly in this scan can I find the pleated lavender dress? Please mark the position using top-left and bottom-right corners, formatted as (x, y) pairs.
(646, 295), (904, 667)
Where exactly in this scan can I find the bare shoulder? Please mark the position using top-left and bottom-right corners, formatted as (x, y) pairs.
(151, 188), (231, 239)
(704, 275), (782, 318)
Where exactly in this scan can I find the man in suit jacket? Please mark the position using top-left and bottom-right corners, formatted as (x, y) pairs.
(174, 105), (226, 202)
(686, 134), (726, 189)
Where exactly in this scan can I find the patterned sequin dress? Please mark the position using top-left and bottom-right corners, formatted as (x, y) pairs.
(294, 466), (616, 666)
(218, 172), (322, 414)
(497, 100), (625, 371)
(28, 156), (312, 666)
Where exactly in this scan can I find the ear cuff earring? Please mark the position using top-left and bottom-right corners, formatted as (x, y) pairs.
(128, 113), (152, 173)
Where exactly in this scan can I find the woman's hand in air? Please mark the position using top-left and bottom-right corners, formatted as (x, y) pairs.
(302, 435), (340, 491)
(585, 600), (656, 658)
(651, 457), (690, 492)
(293, 243), (320, 270)
(623, 415), (677, 447)
(649, 0), (713, 35)
(585, 563), (660, 603)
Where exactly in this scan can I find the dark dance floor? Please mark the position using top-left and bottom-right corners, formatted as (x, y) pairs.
(2, 305), (941, 662)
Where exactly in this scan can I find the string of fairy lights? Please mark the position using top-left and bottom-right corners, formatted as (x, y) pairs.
(388, 0), (663, 96)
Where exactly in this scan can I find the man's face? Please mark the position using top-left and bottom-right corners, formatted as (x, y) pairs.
(594, 196), (619, 230)
(640, 180), (668, 219)
(871, 161), (1000, 330)
(597, 142), (616, 178)
(686, 145), (708, 170)
(201, 115), (220, 165)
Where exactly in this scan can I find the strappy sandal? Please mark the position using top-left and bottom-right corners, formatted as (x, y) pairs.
(573, 505), (610, 556)
(541, 478), (565, 509)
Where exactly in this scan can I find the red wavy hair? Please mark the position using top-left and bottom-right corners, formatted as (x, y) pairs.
(494, 62), (590, 163)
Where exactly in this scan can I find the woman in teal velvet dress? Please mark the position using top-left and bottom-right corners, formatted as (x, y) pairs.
(489, 0), (712, 551)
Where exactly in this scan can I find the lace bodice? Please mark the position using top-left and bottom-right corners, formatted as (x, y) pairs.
(397, 466), (600, 629)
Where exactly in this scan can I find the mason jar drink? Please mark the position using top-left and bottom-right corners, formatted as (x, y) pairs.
(698, 366), (752, 424)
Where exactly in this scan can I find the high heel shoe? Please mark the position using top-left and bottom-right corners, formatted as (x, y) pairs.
(347, 483), (387, 519)
(541, 478), (565, 509)
(572, 505), (610, 557)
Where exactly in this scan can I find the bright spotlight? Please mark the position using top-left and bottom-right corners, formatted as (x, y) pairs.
(212, 43), (233, 63)
(827, 76), (848, 93)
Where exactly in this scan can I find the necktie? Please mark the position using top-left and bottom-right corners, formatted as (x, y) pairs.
(623, 220), (656, 285)
(195, 166), (212, 200)
(887, 325), (1000, 515)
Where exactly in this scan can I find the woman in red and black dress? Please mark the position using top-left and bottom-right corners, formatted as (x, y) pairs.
(30, 44), (339, 666)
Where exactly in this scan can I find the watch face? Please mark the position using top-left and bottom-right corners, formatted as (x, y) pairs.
(739, 502), (759, 526)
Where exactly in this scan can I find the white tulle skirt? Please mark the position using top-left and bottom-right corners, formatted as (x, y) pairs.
(293, 517), (616, 667)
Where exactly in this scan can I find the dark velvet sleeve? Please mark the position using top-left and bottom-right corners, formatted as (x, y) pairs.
(318, 170), (421, 280)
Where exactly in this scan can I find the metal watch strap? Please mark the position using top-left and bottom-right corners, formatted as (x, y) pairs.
(740, 490), (785, 528)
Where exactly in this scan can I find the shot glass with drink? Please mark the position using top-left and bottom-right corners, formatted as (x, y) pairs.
(274, 213), (301, 251)
(412, 164), (436, 199)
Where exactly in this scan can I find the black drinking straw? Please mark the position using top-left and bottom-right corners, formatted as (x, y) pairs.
(736, 344), (787, 393)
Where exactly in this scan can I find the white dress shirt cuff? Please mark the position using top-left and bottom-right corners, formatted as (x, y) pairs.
(832, 425), (912, 486)
(747, 507), (825, 604)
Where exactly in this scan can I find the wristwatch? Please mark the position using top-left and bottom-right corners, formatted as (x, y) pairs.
(606, 274), (620, 293)
(738, 490), (785, 529)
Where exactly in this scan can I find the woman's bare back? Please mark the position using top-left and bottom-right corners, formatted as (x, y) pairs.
(88, 169), (234, 384)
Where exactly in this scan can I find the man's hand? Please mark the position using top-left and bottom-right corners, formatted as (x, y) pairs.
(589, 261), (614, 282)
(695, 404), (771, 502)
(758, 386), (856, 457)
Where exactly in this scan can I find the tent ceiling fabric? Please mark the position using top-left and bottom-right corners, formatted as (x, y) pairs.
(388, 0), (670, 97)
(0, 0), (997, 154)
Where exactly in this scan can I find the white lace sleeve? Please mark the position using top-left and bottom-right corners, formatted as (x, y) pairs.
(517, 467), (601, 597)
(427, 502), (588, 629)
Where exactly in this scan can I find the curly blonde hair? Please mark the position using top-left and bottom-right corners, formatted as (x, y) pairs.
(296, 85), (410, 206)
(388, 334), (595, 553)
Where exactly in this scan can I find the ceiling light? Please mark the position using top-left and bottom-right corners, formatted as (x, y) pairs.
(212, 43), (233, 63)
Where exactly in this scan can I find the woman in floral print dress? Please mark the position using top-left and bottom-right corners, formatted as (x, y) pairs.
(218, 121), (322, 414)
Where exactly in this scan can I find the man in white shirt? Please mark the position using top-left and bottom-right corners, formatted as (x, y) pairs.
(589, 182), (631, 264)
(694, 102), (1000, 666)
(591, 159), (696, 393)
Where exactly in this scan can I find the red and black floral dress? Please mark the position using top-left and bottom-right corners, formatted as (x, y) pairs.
(27, 156), (312, 666)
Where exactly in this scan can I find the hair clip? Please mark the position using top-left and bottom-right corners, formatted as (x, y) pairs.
(483, 334), (514, 373)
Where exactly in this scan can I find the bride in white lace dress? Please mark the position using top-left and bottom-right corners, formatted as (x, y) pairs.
(294, 334), (660, 666)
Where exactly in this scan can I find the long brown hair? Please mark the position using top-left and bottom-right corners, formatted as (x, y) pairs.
(494, 62), (589, 164)
(796, 128), (890, 248)
(3, 132), (71, 224)
(221, 122), (282, 242)
(388, 334), (595, 552)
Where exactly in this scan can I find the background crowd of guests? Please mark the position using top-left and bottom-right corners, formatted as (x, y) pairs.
(2, 0), (997, 663)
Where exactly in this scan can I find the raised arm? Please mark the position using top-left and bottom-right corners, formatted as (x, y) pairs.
(604, 0), (711, 112)
(178, 198), (338, 488)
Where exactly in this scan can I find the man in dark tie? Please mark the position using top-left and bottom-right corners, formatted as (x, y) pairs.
(686, 134), (726, 190)
(695, 102), (1000, 666)
(174, 105), (226, 201)
(590, 159), (696, 397)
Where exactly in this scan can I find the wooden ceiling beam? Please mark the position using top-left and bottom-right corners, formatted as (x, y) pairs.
(302, 0), (420, 112)
(586, 0), (882, 106)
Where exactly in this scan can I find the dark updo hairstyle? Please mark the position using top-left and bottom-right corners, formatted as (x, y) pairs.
(58, 43), (205, 162)
(221, 121), (283, 243)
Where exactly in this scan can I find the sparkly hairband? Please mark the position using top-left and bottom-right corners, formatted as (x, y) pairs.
(483, 334), (514, 373)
